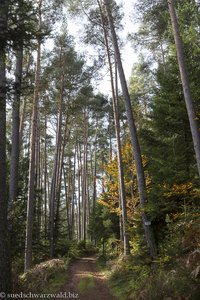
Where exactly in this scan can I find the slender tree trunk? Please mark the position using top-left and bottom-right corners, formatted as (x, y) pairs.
(36, 126), (42, 241)
(44, 114), (48, 240)
(92, 121), (98, 213)
(54, 172), (62, 249)
(52, 144), (63, 249)
(0, 0), (12, 293)
(9, 45), (23, 204)
(64, 168), (71, 239)
(82, 113), (88, 241)
(103, 0), (157, 258)
(25, 0), (42, 271)
(98, 0), (130, 255)
(49, 49), (64, 258)
(19, 53), (31, 145)
(101, 158), (105, 194)
(108, 111), (113, 160)
(68, 157), (73, 239)
(71, 149), (76, 240)
(77, 144), (82, 241)
(54, 116), (69, 247)
(167, 0), (200, 177)
(19, 97), (26, 145)
(114, 62), (130, 254)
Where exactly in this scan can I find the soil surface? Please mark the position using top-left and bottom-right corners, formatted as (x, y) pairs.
(56, 256), (118, 300)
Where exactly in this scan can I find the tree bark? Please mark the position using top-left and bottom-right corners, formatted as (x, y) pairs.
(36, 125), (42, 241)
(44, 114), (48, 240)
(167, 0), (200, 177)
(49, 54), (64, 258)
(71, 149), (76, 240)
(77, 143), (82, 241)
(92, 121), (98, 213)
(82, 113), (88, 241)
(19, 53), (31, 145)
(103, 0), (157, 258)
(0, 0), (12, 293)
(64, 167), (71, 239)
(25, 0), (42, 271)
(9, 45), (23, 204)
(54, 116), (69, 246)
(98, 0), (130, 255)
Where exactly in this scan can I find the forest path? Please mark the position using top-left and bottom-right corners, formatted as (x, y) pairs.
(56, 256), (118, 300)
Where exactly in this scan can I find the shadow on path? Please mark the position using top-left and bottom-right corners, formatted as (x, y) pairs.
(55, 256), (118, 300)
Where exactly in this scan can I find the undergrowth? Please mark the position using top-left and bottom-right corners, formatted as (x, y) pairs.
(107, 214), (200, 300)
(17, 259), (68, 293)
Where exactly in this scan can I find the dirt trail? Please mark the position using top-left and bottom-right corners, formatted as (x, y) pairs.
(56, 256), (118, 300)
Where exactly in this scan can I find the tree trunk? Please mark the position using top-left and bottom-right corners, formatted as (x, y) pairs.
(103, 0), (157, 258)
(98, 0), (130, 255)
(19, 53), (31, 145)
(71, 149), (76, 240)
(114, 62), (130, 254)
(167, 0), (200, 177)
(64, 168), (71, 239)
(25, 0), (42, 271)
(77, 143), (82, 241)
(54, 116), (69, 247)
(68, 157), (73, 239)
(36, 125), (42, 241)
(82, 113), (88, 241)
(49, 46), (65, 257)
(0, 0), (12, 293)
(9, 45), (23, 204)
(92, 122), (98, 213)
(44, 114), (48, 240)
